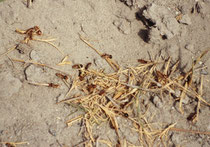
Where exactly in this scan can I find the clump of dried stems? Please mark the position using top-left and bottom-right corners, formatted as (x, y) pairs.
(1, 27), (210, 147)
(61, 36), (210, 146)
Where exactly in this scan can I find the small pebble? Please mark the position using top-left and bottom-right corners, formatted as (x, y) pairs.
(179, 4), (191, 14)
(185, 44), (194, 50)
(179, 14), (192, 25)
(48, 128), (56, 136)
(200, 69), (208, 75)
(175, 89), (181, 97)
(118, 20), (131, 35)
(181, 96), (190, 104)
(152, 96), (163, 108)
(30, 50), (41, 62)
(171, 133), (182, 144)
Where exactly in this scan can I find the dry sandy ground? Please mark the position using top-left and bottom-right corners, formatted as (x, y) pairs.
(0, 0), (210, 147)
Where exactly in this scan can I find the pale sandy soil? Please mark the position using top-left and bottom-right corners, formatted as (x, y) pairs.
(0, 0), (210, 147)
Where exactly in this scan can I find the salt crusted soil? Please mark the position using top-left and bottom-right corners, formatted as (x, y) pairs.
(0, 0), (210, 147)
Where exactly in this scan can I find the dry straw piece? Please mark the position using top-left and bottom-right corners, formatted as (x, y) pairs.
(0, 141), (29, 147)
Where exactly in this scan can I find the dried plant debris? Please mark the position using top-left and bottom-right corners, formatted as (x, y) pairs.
(57, 55), (71, 66)
(6, 27), (210, 146)
(15, 26), (64, 55)
(0, 142), (28, 147)
(79, 35), (120, 71)
(56, 73), (69, 81)
(15, 26), (42, 43)
(1, 26), (64, 60)
(58, 39), (210, 146)
(28, 82), (60, 88)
